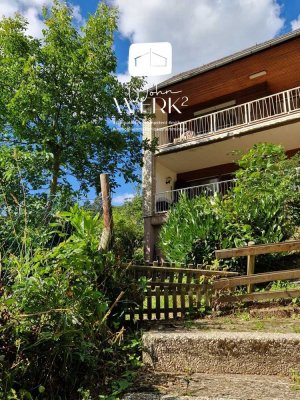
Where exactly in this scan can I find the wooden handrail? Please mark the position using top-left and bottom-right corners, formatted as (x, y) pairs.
(213, 268), (300, 290)
(215, 240), (300, 259)
(217, 288), (300, 304)
(215, 240), (300, 293)
(128, 265), (239, 277)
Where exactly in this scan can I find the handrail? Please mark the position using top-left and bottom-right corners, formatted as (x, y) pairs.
(154, 86), (300, 146)
(155, 178), (236, 198)
(155, 178), (236, 213)
(215, 240), (300, 259)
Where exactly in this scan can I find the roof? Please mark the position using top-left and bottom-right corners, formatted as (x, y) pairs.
(157, 29), (300, 89)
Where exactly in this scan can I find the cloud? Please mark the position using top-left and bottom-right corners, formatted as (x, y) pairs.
(0, 0), (84, 38)
(113, 0), (284, 83)
(116, 72), (131, 83)
(72, 4), (85, 25)
(112, 193), (135, 206)
(291, 15), (300, 31)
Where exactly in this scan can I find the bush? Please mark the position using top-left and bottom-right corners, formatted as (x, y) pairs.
(229, 143), (300, 244)
(159, 143), (300, 269)
(0, 206), (143, 399)
(112, 195), (144, 263)
(159, 194), (224, 265)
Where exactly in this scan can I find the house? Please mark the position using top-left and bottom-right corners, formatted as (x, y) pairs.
(142, 29), (300, 262)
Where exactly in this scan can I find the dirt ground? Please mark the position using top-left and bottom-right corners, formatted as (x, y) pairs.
(125, 372), (300, 399)
(141, 304), (300, 334)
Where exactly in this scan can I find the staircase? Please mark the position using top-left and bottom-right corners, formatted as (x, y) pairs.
(124, 327), (300, 400)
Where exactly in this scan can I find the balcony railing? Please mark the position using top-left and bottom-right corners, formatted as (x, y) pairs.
(155, 86), (300, 147)
(155, 179), (236, 213)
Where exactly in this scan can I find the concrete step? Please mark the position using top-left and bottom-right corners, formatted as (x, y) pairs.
(124, 372), (300, 400)
(143, 330), (300, 376)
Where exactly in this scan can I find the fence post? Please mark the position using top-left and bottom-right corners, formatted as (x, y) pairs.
(98, 173), (113, 252)
(247, 241), (255, 293)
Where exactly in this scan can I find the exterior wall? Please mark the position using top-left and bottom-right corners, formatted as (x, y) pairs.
(142, 118), (153, 218)
(155, 161), (177, 194)
(144, 217), (163, 263)
(143, 101), (167, 262)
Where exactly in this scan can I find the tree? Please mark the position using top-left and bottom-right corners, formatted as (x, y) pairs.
(0, 1), (150, 201)
(0, 145), (76, 256)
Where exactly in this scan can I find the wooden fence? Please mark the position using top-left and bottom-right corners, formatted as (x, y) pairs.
(126, 264), (237, 321)
(213, 268), (300, 304)
(216, 240), (300, 293)
(125, 241), (300, 320)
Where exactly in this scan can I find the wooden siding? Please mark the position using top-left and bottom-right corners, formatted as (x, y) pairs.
(157, 36), (300, 123)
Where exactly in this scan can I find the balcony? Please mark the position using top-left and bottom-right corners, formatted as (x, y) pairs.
(155, 86), (300, 148)
(154, 179), (236, 213)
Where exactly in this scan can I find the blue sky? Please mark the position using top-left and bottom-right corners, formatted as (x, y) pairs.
(2, 0), (300, 204)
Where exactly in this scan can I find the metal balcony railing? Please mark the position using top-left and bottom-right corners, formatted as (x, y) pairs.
(155, 86), (300, 147)
(154, 179), (236, 213)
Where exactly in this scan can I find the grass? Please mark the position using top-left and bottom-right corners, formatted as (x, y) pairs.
(238, 312), (251, 321)
(291, 369), (300, 391)
(293, 325), (300, 333)
(253, 321), (265, 330)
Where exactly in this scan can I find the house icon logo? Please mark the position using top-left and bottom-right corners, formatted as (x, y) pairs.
(129, 42), (172, 77)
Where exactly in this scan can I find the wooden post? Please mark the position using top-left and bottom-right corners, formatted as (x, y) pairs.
(98, 173), (113, 252)
(247, 241), (256, 293)
(247, 255), (255, 293)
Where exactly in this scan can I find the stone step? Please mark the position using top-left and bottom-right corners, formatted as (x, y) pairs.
(124, 372), (300, 400)
(143, 330), (300, 376)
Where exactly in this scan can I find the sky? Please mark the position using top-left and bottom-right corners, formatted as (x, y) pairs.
(1, 0), (300, 204)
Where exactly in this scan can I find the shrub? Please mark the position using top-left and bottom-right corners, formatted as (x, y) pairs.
(159, 194), (225, 265)
(159, 143), (300, 269)
(230, 143), (300, 244)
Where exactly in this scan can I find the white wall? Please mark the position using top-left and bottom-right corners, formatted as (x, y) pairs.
(155, 161), (177, 194)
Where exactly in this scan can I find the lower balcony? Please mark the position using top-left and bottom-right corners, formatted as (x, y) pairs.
(154, 178), (236, 213)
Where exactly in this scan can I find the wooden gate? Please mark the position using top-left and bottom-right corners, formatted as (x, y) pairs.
(127, 264), (237, 321)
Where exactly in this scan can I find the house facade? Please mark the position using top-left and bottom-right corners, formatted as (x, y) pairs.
(142, 29), (300, 262)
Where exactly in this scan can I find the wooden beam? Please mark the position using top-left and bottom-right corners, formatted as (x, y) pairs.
(217, 288), (300, 304)
(128, 265), (239, 277)
(215, 240), (300, 259)
(213, 268), (300, 290)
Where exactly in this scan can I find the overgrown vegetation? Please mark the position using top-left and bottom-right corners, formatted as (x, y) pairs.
(112, 194), (144, 263)
(0, 206), (143, 399)
(84, 193), (144, 264)
(0, 2), (147, 399)
(160, 143), (300, 269)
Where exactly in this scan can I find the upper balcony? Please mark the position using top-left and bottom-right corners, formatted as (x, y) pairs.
(154, 86), (300, 151)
